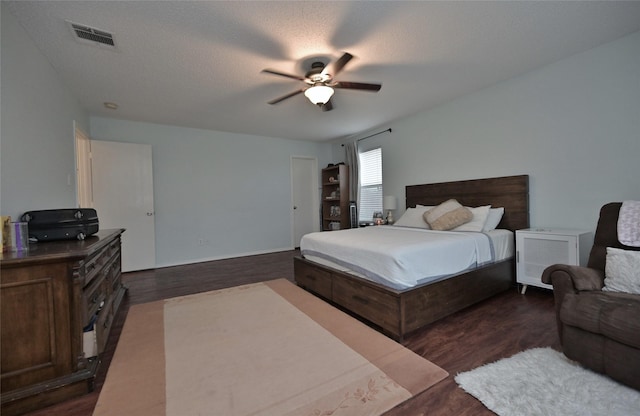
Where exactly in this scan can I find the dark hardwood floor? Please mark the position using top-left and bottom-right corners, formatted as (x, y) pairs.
(23, 250), (560, 416)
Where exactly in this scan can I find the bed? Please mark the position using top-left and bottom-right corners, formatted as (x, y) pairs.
(294, 174), (529, 342)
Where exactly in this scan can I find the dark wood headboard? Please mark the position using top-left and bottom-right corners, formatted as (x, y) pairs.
(405, 175), (530, 231)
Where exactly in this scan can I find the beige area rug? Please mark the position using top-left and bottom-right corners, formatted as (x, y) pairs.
(455, 347), (640, 416)
(93, 279), (447, 416)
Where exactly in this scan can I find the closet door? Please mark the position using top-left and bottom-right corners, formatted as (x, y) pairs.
(91, 140), (156, 271)
(291, 156), (319, 247)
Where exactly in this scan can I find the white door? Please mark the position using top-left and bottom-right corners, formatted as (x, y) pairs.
(91, 140), (156, 272)
(291, 156), (319, 248)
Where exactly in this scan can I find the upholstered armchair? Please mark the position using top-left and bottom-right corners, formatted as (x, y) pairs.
(541, 202), (640, 390)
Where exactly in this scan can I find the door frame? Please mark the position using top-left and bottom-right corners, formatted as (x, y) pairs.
(74, 122), (93, 208)
(290, 156), (319, 248)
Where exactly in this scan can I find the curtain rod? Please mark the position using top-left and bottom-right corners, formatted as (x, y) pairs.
(341, 128), (392, 146)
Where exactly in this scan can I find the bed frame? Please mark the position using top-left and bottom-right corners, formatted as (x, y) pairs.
(294, 174), (529, 342)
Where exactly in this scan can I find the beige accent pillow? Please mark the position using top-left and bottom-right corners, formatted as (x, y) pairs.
(424, 199), (473, 231)
(424, 199), (461, 223)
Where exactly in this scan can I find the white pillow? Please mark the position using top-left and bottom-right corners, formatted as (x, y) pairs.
(452, 205), (491, 232)
(482, 207), (505, 232)
(603, 247), (640, 294)
(393, 206), (431, 229)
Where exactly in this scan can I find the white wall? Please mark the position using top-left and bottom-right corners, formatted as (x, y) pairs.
(4, 0), (637, 265)
(1, 5), (89, 220)
(0, 3), (332, 268)
(335, 30), (640, 231)
(90, 117), (332, 267)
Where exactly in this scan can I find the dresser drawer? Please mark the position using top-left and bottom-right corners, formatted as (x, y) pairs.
(83, 248), (107, 287)
(294, 258), (332, 299)
(96, 301), (113, 354)
(83, 238), (121, 287)
(82, 273), (106, 326)
(107, 254), (122, 294)
(0, 229), (124, 416)
(332, 277), (400, 335)
(106, 238), (120, 258)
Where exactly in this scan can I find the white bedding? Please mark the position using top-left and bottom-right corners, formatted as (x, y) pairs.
(300, 226), (514, 289)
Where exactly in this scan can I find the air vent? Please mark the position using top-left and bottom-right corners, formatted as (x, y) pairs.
(67, 21), (117, 49)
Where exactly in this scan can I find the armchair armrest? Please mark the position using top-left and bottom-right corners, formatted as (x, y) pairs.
(541, 264), (605, 292)
(541, 264), (605, 344)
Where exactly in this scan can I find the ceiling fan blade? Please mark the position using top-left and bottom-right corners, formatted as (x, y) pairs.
(322, 52), (353, 77)
(261, 69), (305, 81)
(321, 100), (333, 112)
(267, 89), (305, 105)
(334, 81), (381, 92)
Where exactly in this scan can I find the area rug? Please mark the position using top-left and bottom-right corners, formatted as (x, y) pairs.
(93, 279), (447, 416)
(455, 347), (640, 416)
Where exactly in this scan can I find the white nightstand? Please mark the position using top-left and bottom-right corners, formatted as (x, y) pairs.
(516, 228), (593, 294)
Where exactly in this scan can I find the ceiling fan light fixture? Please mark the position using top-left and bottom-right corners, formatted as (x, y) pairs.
(262, 52), (380, 109)
(304, 84), (334, 105)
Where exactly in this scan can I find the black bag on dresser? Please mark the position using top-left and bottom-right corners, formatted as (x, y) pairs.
(21, 208), (99, 241)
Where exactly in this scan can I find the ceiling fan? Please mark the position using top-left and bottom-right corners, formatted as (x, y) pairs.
(261, 52), (381, 112)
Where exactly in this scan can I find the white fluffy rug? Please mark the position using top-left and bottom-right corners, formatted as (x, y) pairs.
(455, 347), (640, 416)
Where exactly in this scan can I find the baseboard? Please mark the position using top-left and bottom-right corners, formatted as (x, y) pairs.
(153, 246), (295, 269)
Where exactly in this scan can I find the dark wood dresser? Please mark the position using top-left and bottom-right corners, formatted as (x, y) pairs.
(1, 229), (127, 415)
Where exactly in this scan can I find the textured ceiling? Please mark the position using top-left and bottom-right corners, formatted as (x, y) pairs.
(5, 1), (640, 142)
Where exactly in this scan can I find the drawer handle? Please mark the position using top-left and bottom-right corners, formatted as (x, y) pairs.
(352, 295), (369, 305)
(88, 263), (96, 271)
(305, 274), (317, 281)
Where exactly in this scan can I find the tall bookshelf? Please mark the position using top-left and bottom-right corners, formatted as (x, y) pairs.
(321, 164), (349, 231)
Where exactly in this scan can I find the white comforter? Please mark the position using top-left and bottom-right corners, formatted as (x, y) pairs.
(300, 226), (495, 289)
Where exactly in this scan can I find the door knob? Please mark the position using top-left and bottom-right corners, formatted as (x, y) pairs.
(146, 212), (154, 216)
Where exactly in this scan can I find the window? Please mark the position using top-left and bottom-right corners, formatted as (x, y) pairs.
(358, 147), (383, 222)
